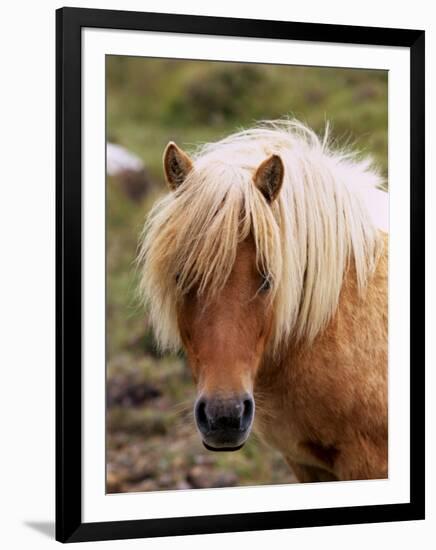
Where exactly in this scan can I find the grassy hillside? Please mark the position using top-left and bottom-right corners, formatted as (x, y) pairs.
(106, 56), (388, 493)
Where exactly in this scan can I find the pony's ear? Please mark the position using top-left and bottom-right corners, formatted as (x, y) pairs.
(163, 142), (193, 190)
(253, 154), (284, 203)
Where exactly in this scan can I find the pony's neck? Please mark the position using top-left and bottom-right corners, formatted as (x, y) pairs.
(258, 231), (387, 385)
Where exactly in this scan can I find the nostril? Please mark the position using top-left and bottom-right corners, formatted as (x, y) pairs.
(241, 398), (254, 431)
(195, 399), (209, 434)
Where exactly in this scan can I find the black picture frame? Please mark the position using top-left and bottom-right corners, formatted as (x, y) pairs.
(56, 6), (425, 543)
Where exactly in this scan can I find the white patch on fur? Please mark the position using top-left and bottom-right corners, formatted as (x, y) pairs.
(362, 187), (389, 233)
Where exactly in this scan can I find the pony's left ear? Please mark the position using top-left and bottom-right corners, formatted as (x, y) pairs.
(253, 154), (284, 203)
(163, 142), (193, 190)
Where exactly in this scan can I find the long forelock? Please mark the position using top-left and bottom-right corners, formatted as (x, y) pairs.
(138, 119), (384, 352)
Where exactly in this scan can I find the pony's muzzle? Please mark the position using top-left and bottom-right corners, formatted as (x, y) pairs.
(194, 394), (255, 451)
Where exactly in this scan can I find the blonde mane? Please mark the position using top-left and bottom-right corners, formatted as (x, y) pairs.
(138, 120), (384, 352)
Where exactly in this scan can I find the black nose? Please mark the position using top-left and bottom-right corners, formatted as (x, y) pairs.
(194, 394), (254, 450)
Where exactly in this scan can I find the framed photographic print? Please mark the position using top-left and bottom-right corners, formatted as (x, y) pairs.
(56, 7), (425, 543)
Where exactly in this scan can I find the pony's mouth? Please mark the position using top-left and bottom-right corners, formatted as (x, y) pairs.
(202, 441), (245, 452)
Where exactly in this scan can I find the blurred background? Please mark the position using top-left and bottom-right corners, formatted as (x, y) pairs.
(106, 57), (388, 494)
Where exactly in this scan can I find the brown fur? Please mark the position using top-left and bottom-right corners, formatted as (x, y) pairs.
(178, 233), (388, 482)
(177, 238), (274, 398)
(254, 234), (388, 481)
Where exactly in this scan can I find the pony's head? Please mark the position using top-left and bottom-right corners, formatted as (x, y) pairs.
(138, 121), (382, 451)
(167, 142), (285, 450)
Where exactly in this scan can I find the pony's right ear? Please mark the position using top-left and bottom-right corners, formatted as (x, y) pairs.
(163, 142), (193, 190)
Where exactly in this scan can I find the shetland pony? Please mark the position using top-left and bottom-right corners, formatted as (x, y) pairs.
(138, 120), (388, 482)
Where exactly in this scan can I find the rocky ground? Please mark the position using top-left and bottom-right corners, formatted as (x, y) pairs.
(106, 354), (295, 493)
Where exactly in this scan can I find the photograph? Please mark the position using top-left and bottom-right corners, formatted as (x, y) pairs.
(105, 56), (389, 494)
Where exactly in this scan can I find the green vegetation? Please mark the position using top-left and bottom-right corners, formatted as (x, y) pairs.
(107, 57), (388, 178)
(106, 56), (388, 493)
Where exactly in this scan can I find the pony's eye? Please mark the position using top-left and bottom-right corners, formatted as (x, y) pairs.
(175, 272), (181, 284)
(259, 275), (272, 293)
